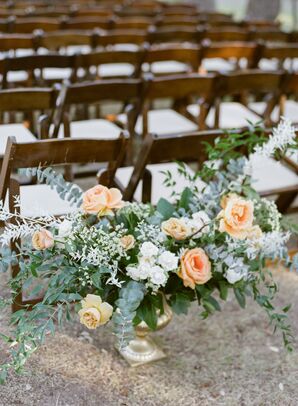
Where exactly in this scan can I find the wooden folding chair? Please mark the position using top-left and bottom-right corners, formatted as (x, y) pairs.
(134, 73), (216, 139)
(256, 42), (298, 73)
(111, 16), (153, 31)
(249, 29), (289, 43)
(0, 133), (128, 311)
(11, 17), (62, 33)
(0, 87), (59, 158)
(97, 29), (148, 49)
(199, 39), (260, 72)
(39, 30), (96, 54)
(203, 28), (249, 42)
(52, 78), (143, 163)
(147, 27), (201, 44)
(1, 53), (77, 88)
(76, 48), (146, 80)
(143, 43), (201, 76)
(64, 17), (112, 31)
(117, 130), (298, 214)
(187, 70), (282, 129)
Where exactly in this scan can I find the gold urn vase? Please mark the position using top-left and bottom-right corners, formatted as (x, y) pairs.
(118, 296), (173, 367)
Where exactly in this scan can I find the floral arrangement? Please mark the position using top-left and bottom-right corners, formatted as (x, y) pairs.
(0, 119), (297, 382)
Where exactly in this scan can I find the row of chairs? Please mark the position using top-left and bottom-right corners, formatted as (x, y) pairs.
(0, 18), (289, 39)
(2, 42), (298, 89)
(0, 71), (297, 161)
(1, 29), (297, 55)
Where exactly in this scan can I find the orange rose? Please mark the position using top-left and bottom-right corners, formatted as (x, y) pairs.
(32, 229), (54, 250)
(82, 185), (124, 216)
(218, 196), (254, 239)
(178, 248), (212, 289)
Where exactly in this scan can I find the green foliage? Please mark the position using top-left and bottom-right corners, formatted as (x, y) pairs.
(19, 167), (83, 207)
(156, 198), (175, 219)
(112, 281), (146, 350)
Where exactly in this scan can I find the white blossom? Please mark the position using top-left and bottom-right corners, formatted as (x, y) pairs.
(158, 251), (178, 271)
(150, 266), (167, 286)
(57, 219), (72, 239)
(251, 117), (296, 159)
(140, 242), (159, 258)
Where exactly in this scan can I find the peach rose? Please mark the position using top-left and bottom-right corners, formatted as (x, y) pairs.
(32, 229), (54, 250)
(161, 218), (189, 240)
(120, 235), (135, 250)
(220, 193), (239, 209)
(218, 196), (254, 239)
(82, 185), (124, 216)
(78, 294), (113, 330)
(178, 248), (212, 289)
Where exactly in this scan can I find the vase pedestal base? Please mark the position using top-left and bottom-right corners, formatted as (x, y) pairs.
(118, 335), (166, 367)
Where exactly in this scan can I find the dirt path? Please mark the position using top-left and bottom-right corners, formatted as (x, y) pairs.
(0, 267), (297, 406)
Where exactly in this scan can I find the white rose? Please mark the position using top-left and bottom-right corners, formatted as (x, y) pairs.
(150, 266), (167, 286)
(225, 268), (245, 284)
(58, 220), (72, 239)
(158, 251), (178, 271)
(140, 242), (159, 258)
(127, 266), (142, 281)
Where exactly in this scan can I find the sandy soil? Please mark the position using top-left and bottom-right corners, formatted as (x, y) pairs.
(0, 266), (297, 406)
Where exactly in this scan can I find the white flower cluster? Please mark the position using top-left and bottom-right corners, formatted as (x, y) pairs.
(253, 198), (282, 231)
(127, 242), (178, 290)
(119, 202), (151, 219)
(224, 256), (249, 284)
(252, 117), (296, 159)
(135, 221), (166, 246)
(251, 230), (291, 260)
(67, 223), (128, 287)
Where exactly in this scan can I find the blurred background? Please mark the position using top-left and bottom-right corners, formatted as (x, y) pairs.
(168, 0), (298, 31)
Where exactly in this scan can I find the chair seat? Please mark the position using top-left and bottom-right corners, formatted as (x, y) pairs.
(7, 71), (28, 83)
(249, 100), (298, 123)
(99, 63), (135, 77)
(116, 162), (205, 205)
(252, 156), (298, 195)
(143, 61), (188, 75)
(0, 124), (36, 156)
(5, 184), (76, 217)
(58, 119), (122, 139)
(118, 108), (198, 135)
(259, 58), (279, 71)
(43, 68), (73, 80)
(187, 102), (262, 129)
(201, 58), (234, 72)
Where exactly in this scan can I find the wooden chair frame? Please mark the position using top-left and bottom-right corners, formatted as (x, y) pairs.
(0, 133), (128, 311)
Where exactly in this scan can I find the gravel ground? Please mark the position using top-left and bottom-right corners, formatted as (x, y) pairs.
(0, 265), (297, 406)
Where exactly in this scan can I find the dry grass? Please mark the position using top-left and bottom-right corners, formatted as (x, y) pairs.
(0, 266), (297, 406)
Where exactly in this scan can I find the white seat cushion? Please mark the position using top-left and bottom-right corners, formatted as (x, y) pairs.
(42, 68), (73, 80)
(147, 61), (188, 74)
(118, 109), (197, 136)
(7, 71), (28, 83)
(251, 156), (298, 194)
(58, 119), (122, 139)
(67, 45), (91, 55)
(0, 124), (36, 156)
(99, 63), (135, 77)
(187, 102), (262, 129)
(116, 162), (205, 205)
(249, 100), (298, 123)
(259, 58), (279, 71)
(6, 184), (76, 217)
(202, 58), (234, 72)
